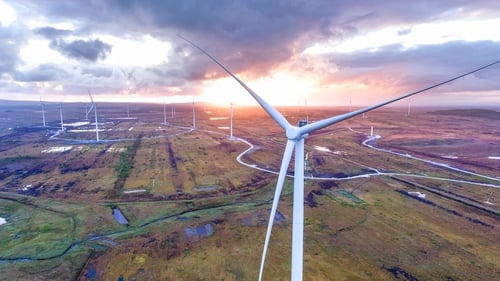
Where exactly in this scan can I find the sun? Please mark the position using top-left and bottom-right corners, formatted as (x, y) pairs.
(199, 73), (314, 106)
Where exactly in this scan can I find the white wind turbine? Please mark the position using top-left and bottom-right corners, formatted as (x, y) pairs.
(162, 101), (168, 125)
(87, 89), (100, 142)
(180, 35), (500, 281)
(59, 103), (65, 132)
(407, 97), (412, 116)
(192, 98), (196, 129)
(229, 102), (234, 139)
(39, 97), (47, 127)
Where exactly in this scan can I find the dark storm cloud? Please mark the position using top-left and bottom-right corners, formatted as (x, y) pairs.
(13, 64), (68, 82)
(33, 27), (72, 39)
(0, 1), (448, 73)
(50, 39), (112, 62)
(11, 0), (500, 76)
(103, 0), (500, 85)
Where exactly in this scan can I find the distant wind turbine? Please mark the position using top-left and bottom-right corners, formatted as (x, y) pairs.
(304, 99), (308, 123)
(230, 102), (234, 139)
(59, 103), (65, 132)
(162, 101), (167, 125)
(192, 99), (196, 129)
(39, 97), (47, 127)
(180, 35), (500, 281)
(87, 89), (100, 142)
(407, 98), (411, 116)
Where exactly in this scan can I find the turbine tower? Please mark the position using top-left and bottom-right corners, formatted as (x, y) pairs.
(87, 89), (100, 142)
(407, 98), (411, 116)
(304, 99), (308, 123)
(192, 99), (196, 129)
(59, 103), (65, 132)
(163, 101), (167, 125)
(230, 102), (234, 139)
(39, 97), (46, 127)
(180, 35), (500, 281)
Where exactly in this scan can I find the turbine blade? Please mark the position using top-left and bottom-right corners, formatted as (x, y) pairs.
(87, 88), (95, 104)
(86, 88), (96, 115)
(178, 35), (291, 131)
(86, 104), (95, 116)
(299, 59), (500, 136)
(259, 139), (295, 281)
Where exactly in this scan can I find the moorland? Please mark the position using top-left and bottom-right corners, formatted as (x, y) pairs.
(0, 100), (498, 281)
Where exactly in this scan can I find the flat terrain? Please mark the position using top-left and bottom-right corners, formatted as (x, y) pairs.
(0, 101), (498, 281)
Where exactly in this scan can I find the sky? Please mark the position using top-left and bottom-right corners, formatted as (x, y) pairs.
(1, 0), (500, 107)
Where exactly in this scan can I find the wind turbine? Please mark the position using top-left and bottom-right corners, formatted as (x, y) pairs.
(192, 98), (196, 129)
(180, 35), (500, 281)
(407, 97), (412, 116)
(230, 102), (234, 139)
(39, 97), (47, 127)
(59, 103), (65, 132)
(303, 99), (309, 124)
(87, 89), (100, 142)
(162, 101), (167, 125)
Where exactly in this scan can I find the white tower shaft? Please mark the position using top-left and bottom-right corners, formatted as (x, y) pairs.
(59, 103), (64, 131)
(192, 100), (196, 129)
(163, 102), (167, 124)
(230, 102), (233, 138)
(292, 138), (305, 281)
(94, 104), (99, 141)
(40, 98), (46, 127)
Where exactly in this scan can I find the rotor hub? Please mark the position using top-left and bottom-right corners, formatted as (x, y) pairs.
(286, 126), (304, 141)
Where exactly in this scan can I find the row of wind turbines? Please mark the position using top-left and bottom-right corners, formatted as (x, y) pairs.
(39, 90), (99, 142)
(39, 91), (237, 142)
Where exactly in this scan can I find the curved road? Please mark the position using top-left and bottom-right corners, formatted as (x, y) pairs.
(232, 127), (500, 189)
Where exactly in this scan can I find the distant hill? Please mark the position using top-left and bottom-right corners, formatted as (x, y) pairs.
(0, 99), (40, 107)
(429, 109), (500, 120)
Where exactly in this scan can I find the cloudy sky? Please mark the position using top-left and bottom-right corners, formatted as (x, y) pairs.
(1, 0), (499, 107)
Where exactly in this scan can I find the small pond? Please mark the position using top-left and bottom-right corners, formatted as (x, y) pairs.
(112, 208), (129, 225)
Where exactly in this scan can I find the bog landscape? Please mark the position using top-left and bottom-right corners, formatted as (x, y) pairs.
(0, 100), (498, 281)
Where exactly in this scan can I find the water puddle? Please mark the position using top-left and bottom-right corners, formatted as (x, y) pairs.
(209, 117), (228, 121)
(112, 208), (129, 225)
(41, 146), (73, 153)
